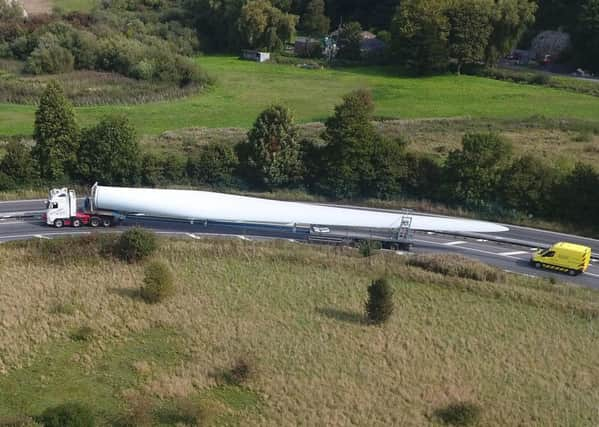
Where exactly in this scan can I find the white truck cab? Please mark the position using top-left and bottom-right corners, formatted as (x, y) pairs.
(44, 188), (78, 227)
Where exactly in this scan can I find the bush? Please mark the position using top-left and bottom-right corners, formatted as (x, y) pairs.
(140, 260), (174, 303)
(117, 228), (157, 263)
(407, 254), (504, 282)
(25, 43), (74, 74)
(365, 278), (394, 324)
(221, 357), (253, 385)
(434, 401), (482, 426)
(70, 325), (94, 342)
(529, 73), (551, 85)
(187, 143), (238, 186)
(357, 239), (381, 257)
(39, 402), (95, 427)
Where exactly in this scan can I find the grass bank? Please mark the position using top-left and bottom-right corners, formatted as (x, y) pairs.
(0, 237), (597, 425)
(3, 56), (599, 136)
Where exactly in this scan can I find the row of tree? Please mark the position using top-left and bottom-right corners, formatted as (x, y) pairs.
(5, 81), (597, 230)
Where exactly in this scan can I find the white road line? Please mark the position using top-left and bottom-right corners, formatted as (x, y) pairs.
(530, 248), (538, 251)
(504, 269), (537, 278)
(586, 272), (599, 278)
(445, 241), (466, 246)
(34, 234), (50, 240)
(0, 199), (45, 204)
(498, 250), (528, 256)
(186, 233), (201, 240)
(414, 239), (521, 259)
(476, 239), (488, 242)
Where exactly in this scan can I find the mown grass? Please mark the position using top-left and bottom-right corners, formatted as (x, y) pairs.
(52, 0), (95, 12)
(3, 56), (599, 136)
(0, 236), (598, 425)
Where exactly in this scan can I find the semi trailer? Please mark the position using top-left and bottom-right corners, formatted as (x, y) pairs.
(43, 184), (509, 234)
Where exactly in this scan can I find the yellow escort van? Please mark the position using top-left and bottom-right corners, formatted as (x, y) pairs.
(531, 242), (592, 276)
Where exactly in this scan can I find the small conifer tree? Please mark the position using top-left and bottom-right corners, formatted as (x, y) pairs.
(365, 278), (394, 324)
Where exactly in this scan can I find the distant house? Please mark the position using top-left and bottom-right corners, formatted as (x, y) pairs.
(294, 37), (322, 57)
(327, 30), (386, 58)
(241, 50), (271, 63)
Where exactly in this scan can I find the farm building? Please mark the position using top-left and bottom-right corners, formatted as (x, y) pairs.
(241, 50), (271, 63)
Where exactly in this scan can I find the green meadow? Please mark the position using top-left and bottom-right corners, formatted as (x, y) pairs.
(2, 56), (599, 136)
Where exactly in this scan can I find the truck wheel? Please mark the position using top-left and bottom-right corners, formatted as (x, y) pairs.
(72, 218), (81, 228)
(54, 219), (64, 228)
(102, 218), (112, 227)
(90, 217), (101, 227)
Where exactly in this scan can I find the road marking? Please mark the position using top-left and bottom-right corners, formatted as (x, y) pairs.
(34, 234), (50, 239)
(586, 272), (599, 278)
(186, 233), (201, 240)
(414, 239), (521, 260)
(237, 235), (250, 241)
(530, 248), (538, 251)
(445, 241), (466, 246)
(498, 250), (528, 256)
(476, 239), (488, 242)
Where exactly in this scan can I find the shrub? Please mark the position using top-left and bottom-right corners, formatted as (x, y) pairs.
(529, 73), (551, 85)
(434, 401), (482, 426)
(117, 228), (157, 263)
(221, 357), (253, 385)
(140, 260), (174, 303)
(365, 278), (394, 324)
(39, 402), (95, 427)
(358, 240), (381, 257)
(407, 254), (504, 282)
(187, 143), (238, 186)
(70, 325), (94, 342)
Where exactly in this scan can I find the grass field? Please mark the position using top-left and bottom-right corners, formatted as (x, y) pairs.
(0, 236), (598, 425)
(2, 56), (599, 136)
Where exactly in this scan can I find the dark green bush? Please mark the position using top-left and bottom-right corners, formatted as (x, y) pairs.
(187, 143), (238, 186)
(25, 42), (74, 74)
(365, 278), (394, 324)
(434, 401), (482, 426)
(39, 402), (95, 427)
(357, 240), (381, 257)
(140, 260), (174, 303)
(117, 228), (158, 263)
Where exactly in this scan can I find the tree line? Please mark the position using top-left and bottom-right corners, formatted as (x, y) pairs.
(2, 81), (598, 231)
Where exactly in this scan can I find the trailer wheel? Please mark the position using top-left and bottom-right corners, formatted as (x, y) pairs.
(54, 219), (64, 228)
(72, 218), (81, 228)
(102, 217), (112, 227)
(90, 217), (101, 227)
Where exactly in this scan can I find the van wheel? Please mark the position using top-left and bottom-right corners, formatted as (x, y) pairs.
(72, 218), (81, 228)
(54, 219), (64, 228)
(90, 217), (101, 227)
(567, 269), (577, 276)
(534, 262), (542, 269)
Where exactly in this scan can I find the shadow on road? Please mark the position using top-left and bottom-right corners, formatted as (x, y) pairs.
(316, 307), (364, 325)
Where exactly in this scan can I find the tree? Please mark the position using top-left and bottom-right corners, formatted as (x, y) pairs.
(443, 133), (512, 207)
(140, 260), (175, 304)
(187, 143), (239, 186)
(77, 115), (140, 185)
(238, 0), (298, 51)
(319, 89), (378, 197)
(243, 105), (303, 188)
(446, 0), (493, 74)
(0, 141), (36, 186)
(0, 0), (25, 20)
(368, 137), (407, 199)
(573, 0), (599, 72)
(484, 0), (536, 65)
(391, 0), (450, 74)
(32, 81), (79, 182)
(499, 155), (558, 215)
(300, 0), (330, 36)
(365, 278), (394, 324)
(336, 21), (362, 60)
(185, 0), (246, 51)
(555, 163), (599, 225)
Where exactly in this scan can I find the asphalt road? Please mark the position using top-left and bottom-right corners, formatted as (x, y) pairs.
(1, 198), (598, 288)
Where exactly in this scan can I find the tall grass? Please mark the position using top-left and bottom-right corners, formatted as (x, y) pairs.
(0, 237), (598, 425)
